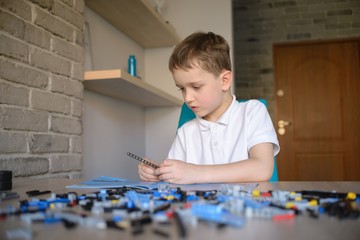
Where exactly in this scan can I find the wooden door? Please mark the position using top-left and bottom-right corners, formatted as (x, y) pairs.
(273, 39), (360, 181)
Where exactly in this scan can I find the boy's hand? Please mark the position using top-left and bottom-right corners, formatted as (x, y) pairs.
(154, 159), (201, 184)
(138, 158), (160, 182)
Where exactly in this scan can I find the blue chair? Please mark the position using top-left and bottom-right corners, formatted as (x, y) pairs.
(177, 99), (279, 182)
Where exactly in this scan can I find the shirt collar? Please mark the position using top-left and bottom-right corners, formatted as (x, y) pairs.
(197, 95), (236, 131)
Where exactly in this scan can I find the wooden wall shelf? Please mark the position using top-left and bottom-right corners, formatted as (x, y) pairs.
(85, 0), (181, 48)
(84, 69), (183, 107)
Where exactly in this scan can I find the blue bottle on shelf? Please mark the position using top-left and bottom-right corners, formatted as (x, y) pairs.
(128, 55), (137, 77)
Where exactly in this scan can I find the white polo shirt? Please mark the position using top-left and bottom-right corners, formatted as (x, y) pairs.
(167, 96), (280, 165)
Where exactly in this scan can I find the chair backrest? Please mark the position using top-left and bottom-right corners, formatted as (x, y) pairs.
(177, 99), (278, 182)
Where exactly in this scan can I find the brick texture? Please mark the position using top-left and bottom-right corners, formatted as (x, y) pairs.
(0, 0), (85, 178)
(0, 131), (27, 153)
(0, 107), (48, 131)
(50, 115), (82, 134)
(0, 34), (29, 63)
(0, 58), (49, 88)
(35, 7), (74, 42)
(31, 89), (71, 114)
(0, 157), (49, 176)
(0, 81), (29, 106)
(49, 154), (82, 173)
(29, 134), (69, 153)
(233, 0), (360, 117)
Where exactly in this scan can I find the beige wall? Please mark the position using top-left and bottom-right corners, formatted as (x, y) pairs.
(84, 7), (145, 74)
(83, 0), (232, 179)
(83, 8), (146, 179)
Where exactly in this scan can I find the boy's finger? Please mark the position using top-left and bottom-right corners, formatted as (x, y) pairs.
(139, 169), (158, 181)
(159, 159), (173, 167)
(154, 165), (171, 176)
(140, 163), (153, 172)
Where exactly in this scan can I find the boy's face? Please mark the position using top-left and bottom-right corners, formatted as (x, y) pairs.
(173, 65), (232, 121)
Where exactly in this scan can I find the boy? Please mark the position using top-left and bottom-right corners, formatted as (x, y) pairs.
(138, 32), (279, 184)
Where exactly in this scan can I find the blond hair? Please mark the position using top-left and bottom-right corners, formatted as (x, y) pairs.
(168, 32), (231, 77)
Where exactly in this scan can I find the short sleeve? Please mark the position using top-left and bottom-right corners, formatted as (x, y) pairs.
(246, 100), (280, 156)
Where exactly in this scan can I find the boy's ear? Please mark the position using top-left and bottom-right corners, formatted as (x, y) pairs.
(220, 70), (232, 91)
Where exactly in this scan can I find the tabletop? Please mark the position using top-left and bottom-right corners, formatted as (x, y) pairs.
(1, 178), (360, 240)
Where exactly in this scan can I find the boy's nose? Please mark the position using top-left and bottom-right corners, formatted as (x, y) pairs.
(184, 91), (194, 103)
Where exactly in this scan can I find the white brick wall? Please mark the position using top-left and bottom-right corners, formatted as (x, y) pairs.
(0, 0), (85, 178)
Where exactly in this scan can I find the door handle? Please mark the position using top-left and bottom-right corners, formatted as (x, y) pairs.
(278, 120), (291, 135)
